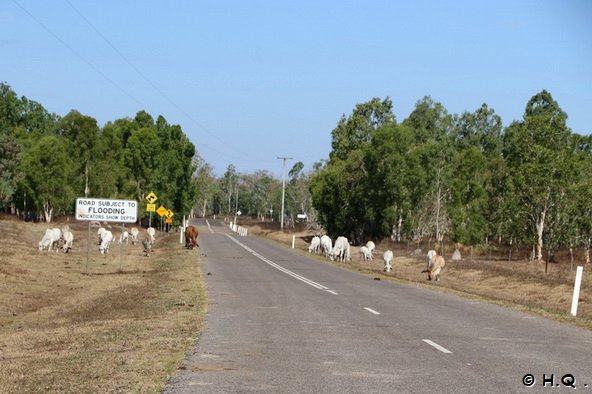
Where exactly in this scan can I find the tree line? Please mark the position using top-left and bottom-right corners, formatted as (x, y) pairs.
(0, 82), (312, 229)
(2, 82), (591, 263)
(0, 82), (197, 223)
(310, 93), (592, 263)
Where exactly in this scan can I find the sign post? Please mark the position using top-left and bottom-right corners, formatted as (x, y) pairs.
(145, 192), (158, 228)
(76, 198), (138, 273)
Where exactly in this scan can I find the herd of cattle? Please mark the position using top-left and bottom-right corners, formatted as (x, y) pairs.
(38, 224), (156, 256)
(308, 235), (446, 281)
(38, 222), (443, 279)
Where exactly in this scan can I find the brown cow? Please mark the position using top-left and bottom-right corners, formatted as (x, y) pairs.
(185, 225), (199, 249)
(422, 250), (445, 281)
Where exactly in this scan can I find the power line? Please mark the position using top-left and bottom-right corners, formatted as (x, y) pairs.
(63, 0), (256, 163)
(13, 0), (148, 111)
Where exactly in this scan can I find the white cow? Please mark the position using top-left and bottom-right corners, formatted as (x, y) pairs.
(308, 236), (321, 254)
(320, 235), (332, 257)
(359, 246), (371, 262)
(97, 227), (107, 245)
(423, 249), (445, 281)
(118, 231), (129, 245)
(147, 227), (156, 243)
(366, 241), (376, 260)
(383, 250), (393, 272)
(61, 230), (74, 253)
(130, 227), (139, 245)
(39, 228), (62, 252)
(330, 236), (350, 262)
(99, 230), (113, 254)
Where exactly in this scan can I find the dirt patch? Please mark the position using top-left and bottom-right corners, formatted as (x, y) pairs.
(247, 223), (592, 330)
(0, 218), (206, 392)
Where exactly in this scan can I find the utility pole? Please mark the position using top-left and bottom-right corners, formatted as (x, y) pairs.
(277, 156), (292, 230)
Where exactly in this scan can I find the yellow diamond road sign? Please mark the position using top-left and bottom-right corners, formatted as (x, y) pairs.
(145, 192), (158, 204)
(156, 205), (168, 217)
(167, 209), (174, 219)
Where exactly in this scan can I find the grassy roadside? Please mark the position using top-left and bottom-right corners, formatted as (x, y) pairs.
(0, 219), (206, 393)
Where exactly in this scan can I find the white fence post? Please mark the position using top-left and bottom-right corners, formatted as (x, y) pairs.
(571, 266), (584, 316)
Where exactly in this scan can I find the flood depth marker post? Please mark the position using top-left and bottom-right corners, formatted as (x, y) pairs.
(571, 266), (584, 317)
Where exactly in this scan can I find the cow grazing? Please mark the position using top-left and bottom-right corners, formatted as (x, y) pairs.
(359, 246), (371, 262)
(118, 231), (129, 245)
(383, 250), (393, 272)
(130, 227), (139, 245)
(423, 249), (446, 281)
(185, 225), (199, 249)
(39, 228), (62, 252)
(308, 236), (321, 254)
(99, 230), (113, 255)
(61, 230), (74, 253)
(147, 227), (156, 243)
(366, 241), (376, 260)
(320, 235), (332, 257)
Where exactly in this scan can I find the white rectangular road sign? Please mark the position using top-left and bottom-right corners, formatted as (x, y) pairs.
(76, 198), (138, 223)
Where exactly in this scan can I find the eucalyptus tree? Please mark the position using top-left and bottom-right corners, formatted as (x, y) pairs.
(402, 96), (454, 243)
(92, 120), (131, 199)
(221, 164), (238, 216)
(568, 134), (592, 264)
(330, 97), (395, 161)
(18, 135), (76, 221)
(449, 104), (502, 245)
(362, 123), (414, 241)
(152, 117), (197, 215)
(122, 125), (160, 203)
(312, 97), (397, 242)
(502, 90), (572, 261)
(241, 170), (276, 219)
(58, 110), (99, 197)
(193, 159), (216, 217)
(0, 133), (21, 208)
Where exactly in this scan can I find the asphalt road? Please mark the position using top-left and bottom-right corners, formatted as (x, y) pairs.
(163, 219), (592, 393)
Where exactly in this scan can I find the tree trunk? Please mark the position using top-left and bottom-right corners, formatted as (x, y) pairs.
(42, 201), (53, 223)
(202, 200), (207, 218)
(397, 212), (403, 242)
(535, 209), (546, 261)
(84, 163), (90, 197)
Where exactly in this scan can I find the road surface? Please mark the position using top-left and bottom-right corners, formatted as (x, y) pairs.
(163, 219), (592, 393)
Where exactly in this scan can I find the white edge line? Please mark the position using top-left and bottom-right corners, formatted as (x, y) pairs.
(422, 339), (453, 354)
(364, 307), (381, 315)
(326, 290), (339, 295)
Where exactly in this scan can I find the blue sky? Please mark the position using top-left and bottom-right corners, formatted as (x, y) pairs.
(1, 1), (591, 177)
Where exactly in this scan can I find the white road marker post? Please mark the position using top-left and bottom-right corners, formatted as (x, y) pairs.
(292, 235), (295, 249)
(571, 266), (584, 317)
(180, 215), (185, 244)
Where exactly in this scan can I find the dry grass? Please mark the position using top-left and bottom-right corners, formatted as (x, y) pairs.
(0, 217), (206, 393)
(249, 224), (592, 330)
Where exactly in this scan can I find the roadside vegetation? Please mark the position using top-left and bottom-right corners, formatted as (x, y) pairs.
(0, 217), (205, 392)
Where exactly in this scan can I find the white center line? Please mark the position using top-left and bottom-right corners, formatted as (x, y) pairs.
(422, 339), (453, 354)
(364, 307), (381, 315)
